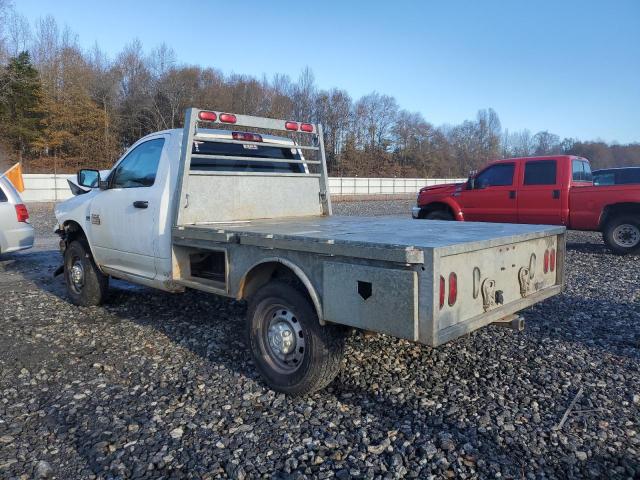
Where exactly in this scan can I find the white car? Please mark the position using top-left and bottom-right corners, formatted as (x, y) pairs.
(0, 175), (34, 254)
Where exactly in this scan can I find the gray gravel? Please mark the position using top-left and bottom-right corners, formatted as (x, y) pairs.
(0, 201), (638, 479)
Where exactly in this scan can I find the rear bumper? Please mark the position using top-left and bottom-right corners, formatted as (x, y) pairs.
(1, 223), (35, 253)
(411, 206), (421, 219)
(433, 284), (563, 346)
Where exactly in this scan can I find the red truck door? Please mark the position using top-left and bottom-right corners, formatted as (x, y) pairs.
(457, 162), (519, 222)
(517, 158), (564, 224)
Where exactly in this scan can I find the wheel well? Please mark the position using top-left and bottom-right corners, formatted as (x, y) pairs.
(418, 202), (455, 219)
(239, 261), (323, 323)
(600, 203), (640, 229)
(61, 220), (87, 244)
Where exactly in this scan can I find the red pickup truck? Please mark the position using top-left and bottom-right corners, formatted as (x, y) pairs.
(413, 155), (640, 254)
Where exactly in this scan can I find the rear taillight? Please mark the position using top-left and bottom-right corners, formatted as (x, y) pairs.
(300, 123), (314, 132)
(285, 121), (299, 131)
(549, 248), (556, 272)
(439, 276), (445, 309)
(15, 204), (29, 222)
(448, 272), (457, 306)
(219, 113), (237, 123)
(543, 250), (550, 273)
(232, 132), (262, 142)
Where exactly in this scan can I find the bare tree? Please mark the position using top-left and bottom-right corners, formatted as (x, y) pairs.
(533, 130), (561, 155)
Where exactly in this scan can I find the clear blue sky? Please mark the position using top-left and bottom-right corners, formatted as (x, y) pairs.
(16, 0), (640, 143)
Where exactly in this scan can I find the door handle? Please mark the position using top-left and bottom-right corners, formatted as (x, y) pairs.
(509, 190), (516, 199)
(552, 190), (560, 199)
(133, 201), (148, 209)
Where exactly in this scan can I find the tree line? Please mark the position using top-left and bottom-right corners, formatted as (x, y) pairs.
(1, 6), (639, 176)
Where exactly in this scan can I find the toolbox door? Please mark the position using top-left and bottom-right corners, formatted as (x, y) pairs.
(322, 262), (419, 341)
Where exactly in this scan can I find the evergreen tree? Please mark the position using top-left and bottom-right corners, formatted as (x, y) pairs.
(0, 51), (44, 158)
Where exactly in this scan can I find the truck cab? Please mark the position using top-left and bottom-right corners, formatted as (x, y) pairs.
(55, 127), (308, 284)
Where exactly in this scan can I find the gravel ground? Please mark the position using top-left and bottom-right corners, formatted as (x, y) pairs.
(0, 201), (638, 479)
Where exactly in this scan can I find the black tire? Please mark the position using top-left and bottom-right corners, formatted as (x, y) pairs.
(247, 281), (346, 396)
(602, 216), (640, 255)
(424, 209), (454, 220)
(64, 240), (109, 306)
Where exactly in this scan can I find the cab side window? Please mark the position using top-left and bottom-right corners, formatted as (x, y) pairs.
(112, 138), (165, 189)
(572, 159), (593, 182)
(474, 163), (515, 188)
(524, 160), (557, 185)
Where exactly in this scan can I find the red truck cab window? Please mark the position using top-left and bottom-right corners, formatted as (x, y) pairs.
(572, 159), (593, 183)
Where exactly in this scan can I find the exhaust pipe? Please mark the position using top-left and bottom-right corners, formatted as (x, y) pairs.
(492, 314), (525, 331)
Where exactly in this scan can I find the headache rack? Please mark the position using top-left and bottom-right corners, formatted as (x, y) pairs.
(173, 108), (332, 227)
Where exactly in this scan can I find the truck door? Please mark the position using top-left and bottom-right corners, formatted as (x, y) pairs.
(457, 162), (518, 222)
(517, 159), (563, 224)
(88, 137), (165, 279)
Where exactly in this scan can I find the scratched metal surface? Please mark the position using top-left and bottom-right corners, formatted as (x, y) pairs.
(182, 216), (565, 255)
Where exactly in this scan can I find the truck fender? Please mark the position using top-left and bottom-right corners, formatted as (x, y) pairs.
(238, 257), (325, 324)
(56, 220), (106, 275)
(420, 199), (464, 221)
(598, 202), (640, 230)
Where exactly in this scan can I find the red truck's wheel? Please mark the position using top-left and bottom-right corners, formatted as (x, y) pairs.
(603, 216), (640, 255)
(247, 281), (346, 396)
(424, 210), (453, 220)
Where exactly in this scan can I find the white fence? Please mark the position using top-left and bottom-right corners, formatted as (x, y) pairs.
(328, 177), (465, 196)
(20, 173), (466, 202)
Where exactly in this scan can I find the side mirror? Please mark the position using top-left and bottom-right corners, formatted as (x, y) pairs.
(77, 169), (100, 188)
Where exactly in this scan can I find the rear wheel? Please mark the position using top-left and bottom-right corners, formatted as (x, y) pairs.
(603, 216), (640, 255)
(247, 281), (346, 396)
(424, 209), (454, 220)
(64, 240), (109, 306)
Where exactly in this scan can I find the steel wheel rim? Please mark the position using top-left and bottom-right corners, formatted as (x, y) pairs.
(258, 303), (306, 374)
(613, 224), (640, 248)
(69, 257), (85, 293)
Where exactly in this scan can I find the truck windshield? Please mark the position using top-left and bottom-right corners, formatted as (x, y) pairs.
(190, 141), (305, 174)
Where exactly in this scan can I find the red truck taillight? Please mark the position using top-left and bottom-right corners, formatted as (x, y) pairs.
(15, 204), (29, 222)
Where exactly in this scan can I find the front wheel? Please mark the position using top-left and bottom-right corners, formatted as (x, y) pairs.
(424, 210), (453, 220)
(603, 216), (640, 255)
(64, 240), (109, 306)
(247, 281), (346, 396)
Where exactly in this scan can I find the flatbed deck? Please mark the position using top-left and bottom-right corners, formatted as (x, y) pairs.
(173, 216), (565, 263)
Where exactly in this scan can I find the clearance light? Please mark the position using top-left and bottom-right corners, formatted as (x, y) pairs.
(550, 248), (556, 272)
(285, 121), (299, 131)
(300, 123), (314, 132)
(232, 132), (262, 142)
(219, 113), (237, 123)
(198, 111), (217, 122)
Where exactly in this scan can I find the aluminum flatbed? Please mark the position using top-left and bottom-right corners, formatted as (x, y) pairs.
(174, 216), (564, 261)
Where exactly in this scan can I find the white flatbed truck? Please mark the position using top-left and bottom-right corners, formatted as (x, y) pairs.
(55, 108), (566, 395)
